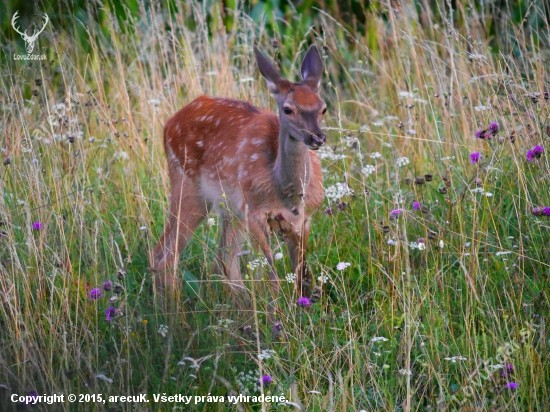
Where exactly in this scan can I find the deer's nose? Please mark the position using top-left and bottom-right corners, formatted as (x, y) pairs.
(311, 133), (326, 146)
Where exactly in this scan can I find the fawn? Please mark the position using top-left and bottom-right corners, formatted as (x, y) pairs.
(150, 45), (326, 319)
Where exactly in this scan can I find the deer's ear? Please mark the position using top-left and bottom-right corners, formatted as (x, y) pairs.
(254, 47), (291, 94)
(300, 45), (323, 91)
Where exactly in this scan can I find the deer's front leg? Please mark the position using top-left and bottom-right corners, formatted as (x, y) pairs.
(247, 217), (280, 323)
(286, 221), (312, 297)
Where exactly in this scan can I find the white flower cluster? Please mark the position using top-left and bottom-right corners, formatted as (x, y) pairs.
(370, 152), (382, 159)
(409, 242), (426, 251)
(470, 188), (493, 197)
(325, 183), (354, 203)
(206, 218), (216, 226)
(396, 157), (410, 167)
(217, 318), (235, 328)
(285, 273), (296, 284)
(361, 165), (376, 176)
(317, 273), (330, 283)
(158, 324), (168, 338)
(317, 145), (346, 161)
(258, 349), (276, 360)
(236, 369), (260, 395)
(444, 356), (468, 362)
(343, 135), (360, 148)
(248, 256), (268, 270)
(371, 336), (389, 342)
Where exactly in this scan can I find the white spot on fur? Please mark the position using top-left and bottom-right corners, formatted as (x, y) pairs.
(196, 141), (204, 147)
(200, 116), (207, 121)
(237, 138), (248, 151)
(215, 119), (221, 127)
(252, 139), (263, 145)
(250, 153), (259, 161)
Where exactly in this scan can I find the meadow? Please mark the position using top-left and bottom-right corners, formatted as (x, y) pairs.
(0, 0), (549, 410)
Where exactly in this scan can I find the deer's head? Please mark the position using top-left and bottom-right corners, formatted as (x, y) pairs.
(12, 11), (49, 54)
(254, 45), (326, 150)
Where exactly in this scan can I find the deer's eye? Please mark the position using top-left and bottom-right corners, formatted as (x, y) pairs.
(283, 107), (293, 115)
(321, 107), (327, 115)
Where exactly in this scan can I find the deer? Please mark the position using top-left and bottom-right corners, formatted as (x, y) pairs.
(11, 11), (49, 54)
(149, 45), (326, 322)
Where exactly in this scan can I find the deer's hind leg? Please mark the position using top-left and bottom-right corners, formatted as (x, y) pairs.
(150, 172), (206, 290)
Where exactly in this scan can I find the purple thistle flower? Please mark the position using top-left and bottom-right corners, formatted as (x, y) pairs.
(260, 375), (273, 386)
(102, 281), (112, 291)
(532, 145), (544, 158)
(324, 207), (333, 216)
(89, 288), (102, 300)
(501, 363), (514, 377)
(390, 209), (403, 216)
(297, 297), (311, 308)
(542, 207), (550, 216)
(273, 321), (283, 332)
(488, 122), (500, 135)
(475, 129), (488, 139)
(32, 221), (43, 230)
(417, 238), (425, 243)
(23, 391), (38, 404)
(526, 150), (536, 161)
(105, 306), (116, 322)
(470, 151), (481, 164)
(413, 201), (421, 211)
(504, 382), (518, 390)
(532, 207), (543, 216)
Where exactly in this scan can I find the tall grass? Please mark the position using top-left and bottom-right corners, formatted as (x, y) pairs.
(1, 1), (549, 411)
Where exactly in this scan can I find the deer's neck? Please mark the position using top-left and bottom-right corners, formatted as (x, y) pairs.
(273, 121), (311, 208)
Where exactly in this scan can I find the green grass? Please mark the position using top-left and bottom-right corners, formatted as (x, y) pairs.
(1, 1), (549, 411)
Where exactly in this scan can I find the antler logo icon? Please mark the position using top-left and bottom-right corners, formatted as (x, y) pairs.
(12, 11), (49, 54)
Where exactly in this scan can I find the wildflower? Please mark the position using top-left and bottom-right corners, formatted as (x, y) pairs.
(158, 324), (168, 337)
(413, 201), (421, 211)
(371, 336), (389, 342)
(501, 363), (514, 377)
(418, 238), (425, 243)
(206, 218), (216, 226)
(488, 122), (500, 135)
(32, 221), (43, 230)
(23, 392), (38, 404)
(526, 150), (535, 161)
(105, 306), (116, 322)
(361, 165), (376, 176)
(390, 209), (403, 216)
(325, 183), (354, 203)
(317, 274), (330, 283)
(258, 349), (275, 360)
(89, 288), (102, 300)
(324, 207), (333, 215)
(470, 151), (481, 164)
(370, 152), (382, 159)
(504, 382), (518, 390)
(336, 262), (351, 270)
(444, 356), (468, 362)
(396, 157), (410, 167)
(102, 281), (112, 292)
(297, 297), (311, 308)
(532, 145), (544, 158)
(260, 375), (273, 386)
(337, 201), (348, 211)
(543, 207), (550, 216)
(285, 273), (296, 284)
(475, 129), (488, 139)
(273, 321), (283, 333)
(274, 252), (283, 260)
(417, 242), (426, 251)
